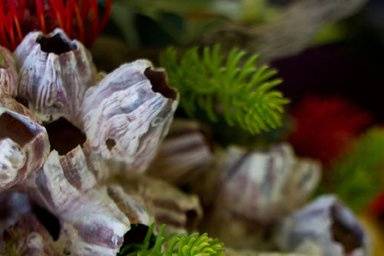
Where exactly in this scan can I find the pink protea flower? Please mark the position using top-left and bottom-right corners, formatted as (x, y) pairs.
(0, 0), (112, 50)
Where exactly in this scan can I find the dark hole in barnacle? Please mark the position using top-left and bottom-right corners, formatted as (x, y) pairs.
(106, 138), (116, 151)
(32, 203), (61, 241)
(186, 209), (199, 230)
(0, 112), (34, 146)
(144, 68), (177, 100)
(14, 96), (29, 108)
(119, 224), (156, 254)
(331, 205), (363, 253)
(45, 118), (86, 155)
(37, 33), (76, 55)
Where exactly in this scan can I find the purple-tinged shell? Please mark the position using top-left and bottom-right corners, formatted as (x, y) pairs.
(15, 28), (96, 123)
(81, 60), (178, 174)
(0, 46), (17, 97)
(202, 143), (320, 249)
(0, 107), (49, 192)
(119, 175), (202, 233)
(148, 119), (213, 185)
(277, 195), (369, 256)
(217, 143), (320, 223)
(27, 146), (151, 256)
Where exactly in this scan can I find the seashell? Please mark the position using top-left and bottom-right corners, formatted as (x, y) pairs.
(216, 143), (320, 223)
(15, 28), (96, 123)
(148, 119), (214, 185)
(0, 106), (49, 192)
(203, 143), (320, 249)
(81, 59), (178, 174)
(277, 195), (369, 256)
(0, 46), (18, 97)
(28, 146), (151, 256)
(117, 175), (202, 234)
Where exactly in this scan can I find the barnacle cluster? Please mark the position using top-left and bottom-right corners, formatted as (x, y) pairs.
(0, 28), (370, 256)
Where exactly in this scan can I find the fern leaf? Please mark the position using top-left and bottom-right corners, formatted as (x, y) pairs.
(121, 225), (224, 256)
(160, 45), (289, 134)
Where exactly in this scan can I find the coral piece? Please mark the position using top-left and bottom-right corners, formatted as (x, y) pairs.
(0, 46), (17, 96)
(27, 147), (151, 256)
(81, 60), (178, 174)
(277, 195), (369, 256)
(15, 29), (96, 123)
(117, 175), (202, 234)
(203, 143), (320, 249)
(148, 119), (213, 185)
(0, 106), (49, 192)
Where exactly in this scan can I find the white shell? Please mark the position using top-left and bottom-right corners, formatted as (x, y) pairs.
(119, 175), (203, 233)
(15, 29), (96, 123)
(0, 46), (18, 97)
(28, 147), (151, 256)
(217, 143), (320, 222)
(277, 195), (369, 256)
(81, 60), (178, 174)
(148, 119), (213, 185)
(0, 107), (49, 192)
(203, 143), (320, 249)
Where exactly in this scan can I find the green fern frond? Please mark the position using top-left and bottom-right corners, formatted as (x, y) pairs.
(332, 128), (384, 211)
(160, 45), (289, 134)
(120, 225), (224, 256)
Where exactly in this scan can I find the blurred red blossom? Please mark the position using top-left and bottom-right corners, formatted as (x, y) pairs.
(288, 96), (372, 167)
(0, 0), (112, 50)
(370, 193), (384, 219)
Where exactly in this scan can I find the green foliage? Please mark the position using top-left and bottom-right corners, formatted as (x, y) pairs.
(119, 225), (224, 256)
(160, 45), (289, 134)
(332, 128), (384, 211)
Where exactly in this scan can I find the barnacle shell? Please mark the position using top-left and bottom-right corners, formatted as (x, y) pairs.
(148, 119), (213, 185)
(117, 175), (202, 233)
(0, 107), (49, 192)
(81, 60), (178, 174)
(277, 195), (369, 256)
(203, 143), (320, 249)
(0, 46), (17, 96)
(15, 28), (96, 123)
(217, 143), (320, 222)
(28, 146), (151, 256)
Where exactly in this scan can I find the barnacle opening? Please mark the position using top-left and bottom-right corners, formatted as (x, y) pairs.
(45, 118), (86, 155)
(37, 33), (76, 55)
(144, 68), (177, 100)
(331, 205), (363, 253)
(0, 112), (34, 146)
(106, 138), (116, 151)
(32, 203), (61, 241)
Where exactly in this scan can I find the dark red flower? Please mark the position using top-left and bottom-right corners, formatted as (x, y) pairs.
(288, 96), (372, 167)
(370, 193), (384, 220)
(0, 0), (112, 50)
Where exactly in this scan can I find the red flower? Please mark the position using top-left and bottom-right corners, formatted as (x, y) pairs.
(0, 0), (112, 50)
(288, 96), (372, 167)
(370, 193), (384, 219)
